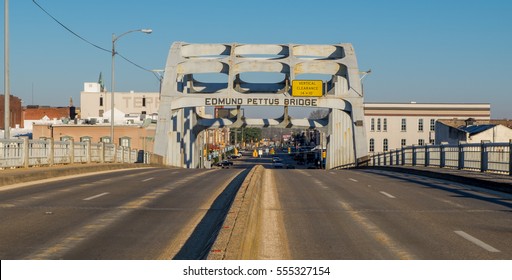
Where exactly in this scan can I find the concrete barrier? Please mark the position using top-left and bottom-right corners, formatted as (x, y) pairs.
(208, 165), (265, 260)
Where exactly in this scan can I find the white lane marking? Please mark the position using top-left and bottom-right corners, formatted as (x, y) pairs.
(83, 192), (109, 201)
(142, 177), (154, 182)
(329, 172), (336, 175)
(349, 178), (358, 182)
(440, 199), (464, 208)
(380, 191), (396, 198)
(454, 231), (500, 252)
(97, 179), (113, 183)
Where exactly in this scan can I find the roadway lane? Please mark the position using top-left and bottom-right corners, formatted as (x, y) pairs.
(0, 167), (246, 259)
(262, 166), (512, 259)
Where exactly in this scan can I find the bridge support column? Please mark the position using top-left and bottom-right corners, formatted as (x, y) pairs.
(160, 107), (201, 168)
(326, 97), (367, 169)
(327, 109), (355, 169)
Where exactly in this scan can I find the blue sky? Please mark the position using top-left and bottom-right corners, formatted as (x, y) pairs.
(2, 0), (512, 118)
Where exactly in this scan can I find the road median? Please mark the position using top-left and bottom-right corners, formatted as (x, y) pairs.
(208, 165), (265, 260)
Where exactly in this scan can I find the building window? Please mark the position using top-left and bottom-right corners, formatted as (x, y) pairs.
(60, 136), (72, 142)
(383, 138), (389, 152)
(401, 118), (407, 131)
(430, 119), (436, 131)
(383, 118), (387, 131)
(370, 118), (375, 131)
(418, 139), (425, 146)
(142, 97), (146, 107)
(418, 119), (424, 132)
(369, 138), (375, 152)
(100, 136), (111, 144)
(100, 97), (103, 107)
(377, 118), (381, 131)
(429, 139), (435, 144)
(80, 136), (92, 142)
(401, 139), (407, 147)
(120, 137), (131, 148)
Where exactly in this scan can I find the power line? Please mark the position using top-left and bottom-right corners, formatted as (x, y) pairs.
(116, 52), (161, 80)
(32, 0), (159, 79)
(32, 0), (110, 53)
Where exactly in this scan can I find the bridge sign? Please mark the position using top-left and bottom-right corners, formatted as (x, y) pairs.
(292, 80), (323, 97)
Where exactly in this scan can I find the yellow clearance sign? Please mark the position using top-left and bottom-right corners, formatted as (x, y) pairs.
(292, 80), (323, 97)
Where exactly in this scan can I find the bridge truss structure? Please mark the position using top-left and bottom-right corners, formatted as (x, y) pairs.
(154, 42), (367, 169)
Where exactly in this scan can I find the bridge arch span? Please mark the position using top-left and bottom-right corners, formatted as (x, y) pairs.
(154, 42), (367, 169)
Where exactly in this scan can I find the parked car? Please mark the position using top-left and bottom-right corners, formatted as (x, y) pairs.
(230, 153), (242, 159)
(216, 160), (234, 168)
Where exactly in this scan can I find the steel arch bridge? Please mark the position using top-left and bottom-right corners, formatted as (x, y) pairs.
(154, 42), (367, 169)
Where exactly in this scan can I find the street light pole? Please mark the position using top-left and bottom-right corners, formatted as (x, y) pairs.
(4, 0), (10, 139)
(110, 28), (152, 144)
(150, 69), (164, 96)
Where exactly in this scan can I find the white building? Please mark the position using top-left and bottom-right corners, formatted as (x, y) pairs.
(435, 119), (512, 144)
(364, 103), (491, 154)
(80, 82), (160, 122)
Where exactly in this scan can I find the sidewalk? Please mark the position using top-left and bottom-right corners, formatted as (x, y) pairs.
(0, 163), (150, 187)
(366, 166), (512, 194)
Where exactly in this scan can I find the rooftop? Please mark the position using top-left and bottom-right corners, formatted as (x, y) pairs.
(438, 118), (512, 129)
(458, 124), (496, 136)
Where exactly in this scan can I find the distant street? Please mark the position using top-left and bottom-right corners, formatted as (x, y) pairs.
(0, 153), (511, 259)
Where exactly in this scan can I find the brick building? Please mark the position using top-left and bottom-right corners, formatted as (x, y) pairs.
(0, 95), (23, 130)
(23, 105), (72, 129)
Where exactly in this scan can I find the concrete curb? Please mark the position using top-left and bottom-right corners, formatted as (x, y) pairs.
(364, 166), (512, 194)
(207, 165), (264, 260)
(0, 163), (154, 187)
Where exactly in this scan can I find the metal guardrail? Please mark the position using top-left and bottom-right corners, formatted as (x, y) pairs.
(0, 138), (151, 169)
(369, 141), (512, 175)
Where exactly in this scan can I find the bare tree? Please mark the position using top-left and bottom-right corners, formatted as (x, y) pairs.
(308, 109), (329, 119)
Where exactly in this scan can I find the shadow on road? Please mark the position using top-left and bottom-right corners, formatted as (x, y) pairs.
(362, 169), (512, 210)
(173, 168), (251, 260)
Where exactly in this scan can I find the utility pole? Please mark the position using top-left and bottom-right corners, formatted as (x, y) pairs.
(4, 0), (10, 139)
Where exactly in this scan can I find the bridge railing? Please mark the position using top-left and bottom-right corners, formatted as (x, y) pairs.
(0, 138), (152, 169)
(370, 140), (512, 176)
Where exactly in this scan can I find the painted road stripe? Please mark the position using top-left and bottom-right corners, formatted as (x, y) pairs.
(349, 178), (358, 182)
(380, 191), (396, 198)
(142, 177), (154, 182)
(454, 231), (500, 252)
(83, 192), (109, 201)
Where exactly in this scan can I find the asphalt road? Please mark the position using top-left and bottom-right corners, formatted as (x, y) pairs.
(256, 164), (512, 259)
(1, 152), (511, 260)
(0, 167), (246, 260)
